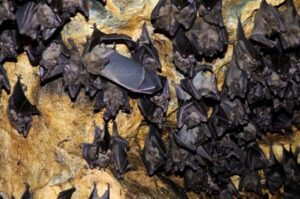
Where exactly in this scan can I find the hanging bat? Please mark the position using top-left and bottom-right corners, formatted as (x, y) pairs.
(238, 170), (262, 195)
(151, 0), (196, 37)
(94, 81), (130, 121)
(216, 181), (241, 199)
(278, 0), (300, 50)
(88, 183), (110, 199)
(251, 105), (272, 132)
(50, 0), (89, 19)
(243, 143), (267, 171)
(0, 0), (16, 26)
(0, 64), (10, 93)
(21, 184), (33, 199)
(7, 76), (40, 137)
(282, 145), (300, 183)
(138, 76), (169, 127)
(264, 145), (285, 194)
(16, 1), (61, 40)
(198, 0), (225, 27)
(133, 23), (162, 71)
(180, 66), (219, 101)
(223, 52), (248, 100)
(82, 122), (112, 169)
(246, 80), (271, 105)
(177, 99), (207, 129)
(40, 36), (70, 83)
(234, 17), (261, 79)
(57, 187), (76, 199)
(25, 39), (47, 66)
(184, 16), (228, 58)
(142, 125), (167, 176)
(82, 42), (162, 94)
(109, 121), (130, 179)
(0, 29), (18, 63)
(237, 122), (259, 146)
(157, 174), (188, 199)
(250, 0), (286, 48)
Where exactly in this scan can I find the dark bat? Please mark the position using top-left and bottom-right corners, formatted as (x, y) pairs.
(40, 36), (69, 83)
(50, 0), (89, 19)
(284, 181), (300, 199)
(243, 143), (267, 171)
(94, 81), (130, 121)
(278, 0), (300, 50)
(133, 23), (162, 71)
(246, 80), (271, 105)
(198, 0), (225, 27)
(57, 187), (76, 199)
(21, 184), (33, 199)
(82, 122), (111, 169)
(264, 145), (285, 194)
(151, 0), (196, 36)
(142, 125), (167, 176)
(250, 0), (286, 48)
(63, 39), (83, 100)
(223, 52), (248, 100)
(282, 145), (300, 183)
(109, 121), (130, 179)
(180, 66), (219, 101)
(0, 64), (10, 93)
(234, 17), (261, 79)
(138, 76), (169, 127)
(7, 76), (40, 137)
(184, 16), (228, 58)
(0, 29), (18, 62)
(89, 183), (110, 199)
(16, 1), (61, 40)
(238, 170), (262, 195)
(237, 122), (259, 146)
(25, 39), (47, 66)
(157, 174), (188, 199)
(251, 105), (272, 132)
(177, 99), (207, 129)
(0, 0), (15, 26)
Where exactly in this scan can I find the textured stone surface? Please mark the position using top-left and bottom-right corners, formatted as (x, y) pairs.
(0, 0), (299, 198)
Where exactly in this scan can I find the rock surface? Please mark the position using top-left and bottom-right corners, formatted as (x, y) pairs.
(0, 0), (299, 198)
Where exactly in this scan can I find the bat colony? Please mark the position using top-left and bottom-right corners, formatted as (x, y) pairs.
(0, 0), (300, 198)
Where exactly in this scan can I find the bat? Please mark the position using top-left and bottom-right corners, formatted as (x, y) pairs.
(109, 121), (130, 179)
(138, 76), (169, 127)
(180, 66), (219, 101)
(89, 183), (110, 199)
(243, 143), (267, 171)
(151, 0), (196, 37)
(237, 122), (259, 146)
(198, 0), (224, 27)
(57, 187), (76, 199)
(7, 76), (40, 137)
(133, 23), (162, 71)
(82, 122), (112, 169)
(25, 39), (47, 66)
(0, 64), (10, 93)
(16, 1), (61, 40)
(250, 0), (286, 48)
(216, 180), (241, 199)
(223, 52), (248, 100)
(238, 170), (262, 195)
(50, 0), (89, 19)
(184, 16), (228, 58)
(142, 125), (167, 176)
(94, 81), (130, 121)
(0, 0), (16, 26)
(177, 99), (207, 129)
(282, 145), (300, 183)
(264, 145), (285, 194)
(21, 184), (33, 199)
(83, 42), (162, 94)
(0, 29), (18, 63)
(278, 0), (300, 50)
(234, 17), (261, 79)
(157, 174), (188, 199)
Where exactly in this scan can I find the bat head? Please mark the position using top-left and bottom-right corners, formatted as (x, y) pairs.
(37, 4), (61, 28)
(41, 42), (61, 70)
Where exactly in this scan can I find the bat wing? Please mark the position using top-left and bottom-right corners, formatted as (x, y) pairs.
(88, 184), (100, 199)
(100, 49), (162, 94)
(57, 187), (76, 199)
(100, 184), (110, 199)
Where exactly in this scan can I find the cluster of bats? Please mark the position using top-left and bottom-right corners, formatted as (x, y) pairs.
(1, 0), (300, 198)
(138, 0), (300, 198)
(0, 182), (109, 199)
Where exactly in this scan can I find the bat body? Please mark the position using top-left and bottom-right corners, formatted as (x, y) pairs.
(7, 77), (40, 137)
(109, 121), (130, 179)
(142, 125), (167, 176)
(21, 184), (33, 199)
(0, 0), (15, 26)
(0, 29), (18, 62)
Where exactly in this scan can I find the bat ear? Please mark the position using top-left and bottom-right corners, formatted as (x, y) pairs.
(112, 120), (119, 137)
(57, 187), (76, 199)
